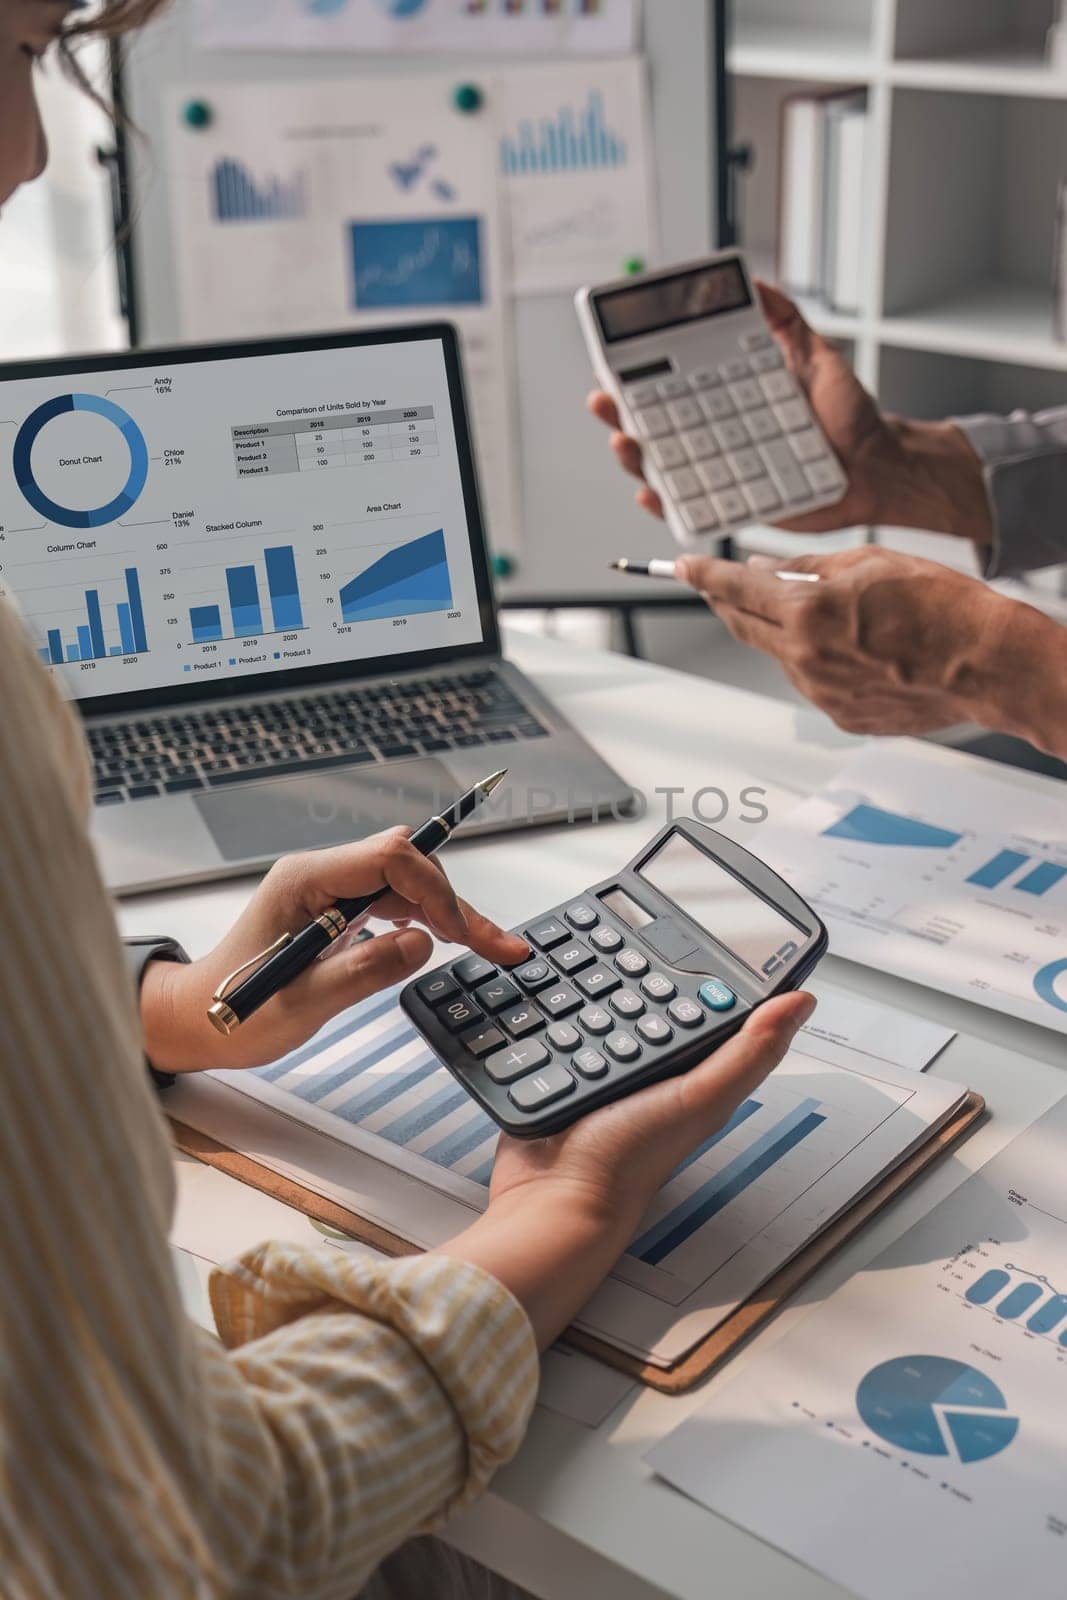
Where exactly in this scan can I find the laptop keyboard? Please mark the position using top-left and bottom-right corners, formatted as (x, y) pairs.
(87, 669), (548, 806)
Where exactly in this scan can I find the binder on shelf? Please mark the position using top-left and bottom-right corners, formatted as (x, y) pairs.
(777, 87), (868, 313)
(823, 93), (868, 315)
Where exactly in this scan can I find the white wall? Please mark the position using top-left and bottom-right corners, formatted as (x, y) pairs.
(0, 45), (126, 360)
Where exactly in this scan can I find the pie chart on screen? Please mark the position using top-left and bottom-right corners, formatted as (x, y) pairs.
(856, 1356), (1019, 1464)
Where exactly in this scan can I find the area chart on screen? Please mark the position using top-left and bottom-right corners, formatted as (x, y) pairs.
(338, 529), (452, 624)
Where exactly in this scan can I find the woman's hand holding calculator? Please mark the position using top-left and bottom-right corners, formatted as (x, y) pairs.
(431, 988), (815, 1351)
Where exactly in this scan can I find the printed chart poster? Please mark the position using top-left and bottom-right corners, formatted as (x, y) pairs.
(194, 0), (639, 56)
(497, 57), (657, 294)
(758, 742), (1067, 1035)
(648, 1095), (1067, 1600)
(165, 77), (521, 553)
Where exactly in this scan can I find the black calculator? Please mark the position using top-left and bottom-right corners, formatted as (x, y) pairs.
(400, 819), (828, 1139)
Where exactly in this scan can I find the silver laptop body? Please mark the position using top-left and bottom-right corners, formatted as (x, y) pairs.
(0, 324), (632, 893)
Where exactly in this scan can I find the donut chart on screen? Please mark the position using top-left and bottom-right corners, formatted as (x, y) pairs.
(13, 393), (149, 529)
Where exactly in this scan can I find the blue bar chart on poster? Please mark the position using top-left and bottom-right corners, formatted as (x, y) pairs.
(0, 336), (482, 699)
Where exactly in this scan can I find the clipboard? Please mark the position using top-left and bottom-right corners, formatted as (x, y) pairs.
(169, 1090), (984, 1396)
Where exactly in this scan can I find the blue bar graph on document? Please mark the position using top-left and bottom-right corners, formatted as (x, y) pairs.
(249, 986), (501, 1189)
(632, 1098), (826, 1267)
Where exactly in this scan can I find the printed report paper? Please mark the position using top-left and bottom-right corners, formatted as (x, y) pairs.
(169, 979), (967, 1367)
(759, 742), (1067, 1034)
(647, 1094), (1067, 1600)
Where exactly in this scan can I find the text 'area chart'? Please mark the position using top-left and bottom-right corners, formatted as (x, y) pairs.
(0, 339), (482, 699)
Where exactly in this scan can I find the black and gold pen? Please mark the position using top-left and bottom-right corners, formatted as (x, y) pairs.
(207, 768), (509, 1035)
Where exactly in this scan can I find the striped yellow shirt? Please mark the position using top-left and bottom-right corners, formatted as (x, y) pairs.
(0, 598), (537, 1598)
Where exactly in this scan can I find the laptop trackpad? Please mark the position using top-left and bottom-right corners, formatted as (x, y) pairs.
(194, 758), (458, 862)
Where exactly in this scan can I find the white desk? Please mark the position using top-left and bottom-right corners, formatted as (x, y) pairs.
(122, 628), (1067, 1600)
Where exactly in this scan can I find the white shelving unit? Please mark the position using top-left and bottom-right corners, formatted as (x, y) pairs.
(729, 0), (1067, 598)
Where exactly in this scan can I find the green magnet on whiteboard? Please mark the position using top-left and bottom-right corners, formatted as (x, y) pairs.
(623, 256), (646, 276)
(183, 99), (213, 130)
(453, 83), (484, 114)
(492, 553), (515, 579)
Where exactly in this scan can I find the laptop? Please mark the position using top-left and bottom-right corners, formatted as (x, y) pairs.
(0, 325), (633, 893)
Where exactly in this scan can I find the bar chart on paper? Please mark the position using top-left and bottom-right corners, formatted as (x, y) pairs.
(34, 565), (149, 665)
(203, 980), (965, 1366)
(186, 543), (306, 644)
(760, 745), (1067, 1032)
(499, 88), (628, 175)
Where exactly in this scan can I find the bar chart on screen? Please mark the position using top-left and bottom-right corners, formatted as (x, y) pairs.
(31, 565), (149, 665)
(184, 542), (307, 645)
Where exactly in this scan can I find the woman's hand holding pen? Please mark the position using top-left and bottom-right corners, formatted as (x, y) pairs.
(139, 827), (529, 1073)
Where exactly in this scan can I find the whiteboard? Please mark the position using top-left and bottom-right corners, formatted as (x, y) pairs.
(118, 0), (720, 603)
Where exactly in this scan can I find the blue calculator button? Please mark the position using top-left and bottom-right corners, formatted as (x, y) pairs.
(698, 979), (737, 1012)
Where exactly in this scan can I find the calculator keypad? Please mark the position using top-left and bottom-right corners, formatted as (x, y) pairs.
(408, 898), (752, 1129)
(623, 331), (845, 538)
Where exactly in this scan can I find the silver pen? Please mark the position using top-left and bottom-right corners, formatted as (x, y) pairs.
(610, 558), (820, 583)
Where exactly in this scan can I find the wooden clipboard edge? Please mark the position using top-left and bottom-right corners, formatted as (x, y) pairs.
(169, 1091), (985, 1396)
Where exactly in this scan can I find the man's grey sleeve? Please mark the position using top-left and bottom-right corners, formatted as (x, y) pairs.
(951, 408), (1067, 579)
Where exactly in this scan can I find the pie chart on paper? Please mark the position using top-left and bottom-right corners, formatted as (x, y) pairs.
(856, 1355), (1020, 1463)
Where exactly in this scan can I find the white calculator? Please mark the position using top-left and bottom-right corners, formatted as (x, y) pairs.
(576, 251), (847, 549)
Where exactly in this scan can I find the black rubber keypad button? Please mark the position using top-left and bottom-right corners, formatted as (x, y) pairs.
(441, 997), (484, 1034)
(509, 1064), (576, 1113)
(460, 1024), (507, 1059)
(514, 958), (555, 993)
(498, 1003), (546, 1038)
(526, 918), (569, 951)
(576, 964), (621, 999)
(473, 977), (522, 1014)
(553, 942), (595, 975)
(415, 972), (460, 1007)
(637, 1015), (674, 1046)
(604, 1031), (641, 1063)
(641, 972), (677, 1002)
(615, 948), (650, 978)
(578, 1005), (613, 1035)
(565, 902), (599, 930)
(452, 954), (496, 987)
(539, 984), (583, 1019)
(609, 989), (645, 1020)
(667, 997), (705, 1029)
(573, 1047), (608, 1079)
(485, 1039), (551, 1085)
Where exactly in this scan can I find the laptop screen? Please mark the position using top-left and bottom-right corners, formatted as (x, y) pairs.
(0, 326), (497, 713)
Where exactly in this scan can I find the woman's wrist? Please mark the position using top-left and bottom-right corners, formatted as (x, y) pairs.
(431, 1182), (638, 1351)
(883, 418), (993, 546)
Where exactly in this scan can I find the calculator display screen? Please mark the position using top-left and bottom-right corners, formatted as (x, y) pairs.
(595, 261), (752, 344)
(638, 834), (802, 982)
